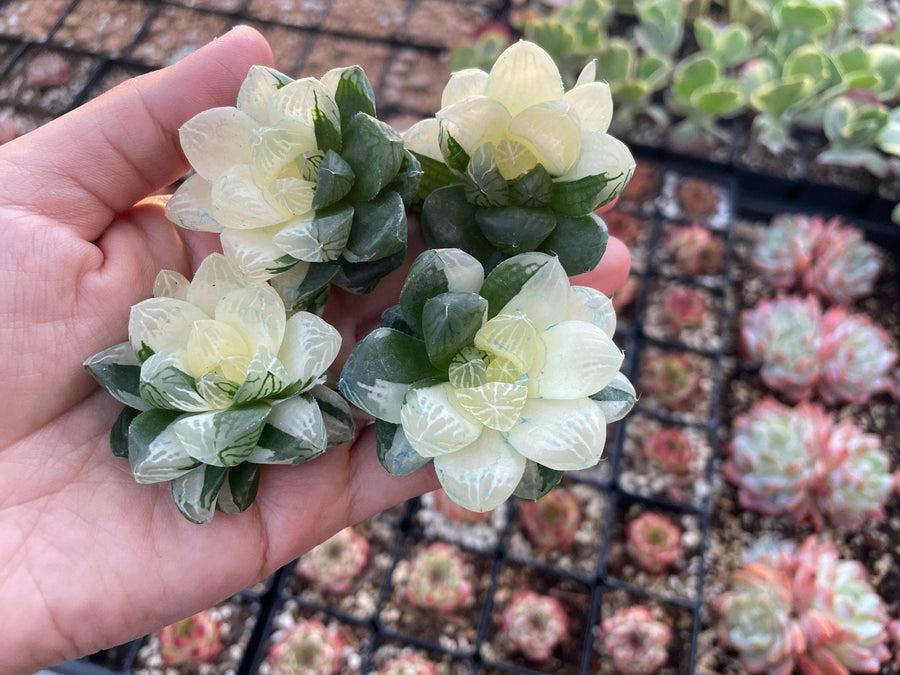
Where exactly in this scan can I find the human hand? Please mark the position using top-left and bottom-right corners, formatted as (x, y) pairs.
(0, 26), (629, 673)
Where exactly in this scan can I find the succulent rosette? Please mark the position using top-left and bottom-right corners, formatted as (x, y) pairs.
(598, 606), (672, 675)
(739, 295), (822, 401)
(164, 64), (421, 306)
(403, 40), (634, 274)
(725, 398), (827, 526)
(713, 564), (806, 675)
(807, 223), (881, 305)
(83, 254), (353, 523)
(339, 249), (635, 512)
(750, 214), (824, 289)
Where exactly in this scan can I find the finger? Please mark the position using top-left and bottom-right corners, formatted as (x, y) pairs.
(0, 26), (273, 241)
(570, 235), (630, 296)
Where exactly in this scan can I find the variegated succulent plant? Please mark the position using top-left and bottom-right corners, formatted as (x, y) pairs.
(404, 40), (634, 274)
(164, 64), (421, 305)
(817, 307), (898, 405)
(157, 610), (223, 666)
(807, 221), (882, 305)
(266, 619), (343, 675)
(298, 526), (370, 594)
(598, 605), (672, 675)
(500, 590), (569, 662)
(739, 295), (822, 401)
(83, 254), (353, 523)
(750, 213), (825, 290)
(339, 249), (635, 512)
(725, 398), (827, 527)
(625, 512), (682, 574)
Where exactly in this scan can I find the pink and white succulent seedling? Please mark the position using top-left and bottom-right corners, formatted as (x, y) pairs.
(597, 605), (672, 675)
(641, 427), (693, 477)
(640, 351), (701, 411)
(266, 619), (343, 675)
(298, 527), (370, 594)
(398, 542), (475, 613)
(739, 295), (822, 401)
(750, 213), (825, 290)
(716, 536), (891, 675)
(806, 222), (882, 305)
(725, 398), (828, 527)
(675, 177), (720, 218)
(602, 210), (642, 247)
(518, 487), (582, 551)
(791, 538), (891, 675)
(376, 650), (439, 675)
(500, 590), (569, 662)
(665, 224), (724, 276)
(816, 420), (896, 532)
(713, 563), (806, 675)
(658, 286), (707, 334)
(157, 610), (223, 666)
(817, 307), (898, 405)
(625, 512), (682, 574)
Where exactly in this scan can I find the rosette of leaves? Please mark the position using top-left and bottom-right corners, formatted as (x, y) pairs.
(83, 254), (354, 523)
(339, 248), (636, 512)
(404, 40), (634, 276)
(164, 64), (421, 307)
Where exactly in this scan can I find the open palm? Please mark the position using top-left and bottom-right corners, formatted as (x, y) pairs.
(0, 27), (629, 673)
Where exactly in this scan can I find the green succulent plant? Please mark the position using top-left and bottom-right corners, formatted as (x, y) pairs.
(164, 64), (422, 309)
(84, 255), (354, 523)
(405, 41), (634, 276)
(634, 0), (685, 57)
(339, 248), (636, 512)
(595, 38), (671, 129)
(816, 97), (897, 177)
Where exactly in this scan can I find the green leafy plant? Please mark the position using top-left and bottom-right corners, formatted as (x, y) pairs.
(339, 249), (635, 512)
(83, 254), (354, 523)
(595, 38), (671, 130)
(405, 40), (634, 275)
(634, 0), (685, 57)
(164, 64), (422, 306)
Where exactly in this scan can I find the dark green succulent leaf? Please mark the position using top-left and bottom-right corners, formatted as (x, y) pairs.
(110, 405), (142, 458)
(139, 356), (208, 412)
(171, 464), (229, 524)
(333, 246), (406, 294)
(398, 248), (485, 334)
(464, 145), (509, 207)
(590, 372), (637, 422)
(83, 342), (145, 410)
(249, 420), (324, 465)
(128, 408), (199, 483)
(375, 419), (430, 477)
(274, 204), (355, 264)
(172, 404), (271, 467)
(480, 252), (556, 319)
(387, 149), (424, 205)
(312, 92), (342, 155)
(539, 212), (608, 276)
(513, 460), (563, 500)
(550, 174), (612, 216)
(308, 384), (355, 447)
(420, 184), (494, 262)
(475, 206), (556, 256)
(332, 65), (377, 130)
(267, 254), (301, 277)
(409, 151), (461, 202)
(217, 462), (260, 515)
(344, 190), (407, 263)
(439, 126), (470, 173)
(313, 150), (355, 210)
(381, 304), (416, 335)
(508, 164), (553, 208)
(339, 328), (441, 422)
(422, 292), (489, 370)
(271, 260), (340, 313)
(341, 112), (405, 202)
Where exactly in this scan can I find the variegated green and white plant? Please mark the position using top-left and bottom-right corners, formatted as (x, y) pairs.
(164, 64), (421, 307)
(339, 248), (635, 512)
(84, 254), (353, 523)
(404, 40), (634, 275)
